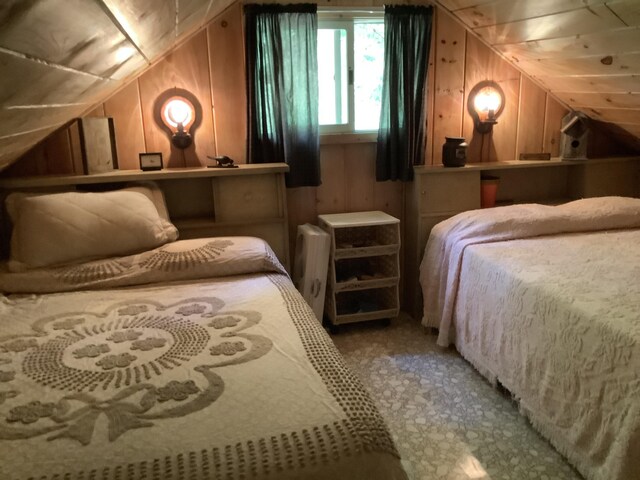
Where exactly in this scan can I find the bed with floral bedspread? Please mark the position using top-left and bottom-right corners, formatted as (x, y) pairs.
(0, 237), (407, 480)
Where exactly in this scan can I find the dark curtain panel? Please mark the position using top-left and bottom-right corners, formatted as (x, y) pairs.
(245, 4), (320, 187)
(376, 5), (433, 181)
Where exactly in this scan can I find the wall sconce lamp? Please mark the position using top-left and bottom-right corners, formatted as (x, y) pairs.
(153, 88), (202, 149)
(468, 81), (505, 134)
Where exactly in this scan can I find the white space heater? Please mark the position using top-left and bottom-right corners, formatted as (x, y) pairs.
(293, 224), (330, 322)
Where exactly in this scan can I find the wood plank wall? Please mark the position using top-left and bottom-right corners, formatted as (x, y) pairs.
(430, 11), (569, 164)
(438, 0), (640, 148)
(6, 4), (576, 257)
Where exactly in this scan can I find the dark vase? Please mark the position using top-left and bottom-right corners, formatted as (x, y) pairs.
(442, 137), (467, 167)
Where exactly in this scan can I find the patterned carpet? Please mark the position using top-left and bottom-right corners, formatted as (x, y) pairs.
(331, 315), (584, 480)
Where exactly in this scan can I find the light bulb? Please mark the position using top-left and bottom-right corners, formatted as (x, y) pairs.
(163, 99), (193, 128)
(474, 87), (502, 115)
(155, 90), (200, 149)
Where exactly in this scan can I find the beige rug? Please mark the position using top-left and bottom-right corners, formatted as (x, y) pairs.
(331, 315), (583, 480)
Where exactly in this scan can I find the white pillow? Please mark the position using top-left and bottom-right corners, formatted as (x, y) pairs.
(120, 182), (177, 238)
(6, 190), (179, 271)
(120, 182), (170, 220)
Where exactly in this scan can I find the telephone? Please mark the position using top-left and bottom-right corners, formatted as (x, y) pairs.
(207, 155), (238, 168)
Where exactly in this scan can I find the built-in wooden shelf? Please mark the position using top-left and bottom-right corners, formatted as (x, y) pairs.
(0, 163), (292, 270)
(414, 156), (640, 175)
(0, 163), (289, 188)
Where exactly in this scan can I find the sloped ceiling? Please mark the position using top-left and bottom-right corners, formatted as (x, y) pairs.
(0, 0), (235, 170)
(1, 0), (639, 173)
(436, 0), (640, 140)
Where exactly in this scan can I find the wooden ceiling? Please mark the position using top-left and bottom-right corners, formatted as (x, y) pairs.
(0, 0), (638, 172)
(0, 0), (235, 170)
(437, 0), (640, 140)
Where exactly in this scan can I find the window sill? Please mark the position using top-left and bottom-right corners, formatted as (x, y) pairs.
(320, 132), (377, 145)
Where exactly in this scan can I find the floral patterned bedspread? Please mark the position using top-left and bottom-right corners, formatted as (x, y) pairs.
(453, 229), (640, 480)
(0, 236), (287, 294)
(0, 238), (406, 480)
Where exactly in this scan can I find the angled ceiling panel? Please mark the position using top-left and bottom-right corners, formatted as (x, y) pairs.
(0, 0), (147, 79)
(437, 0), (640, 141)
(98, 0), (176, 60)
(0, 51), (113, 106)
(473, 5), (625, 45)
(452, 0), (610, 28)
(0, 0), (224, 171)
(495, 27), (640, 61)
(178, 0), (216, 36)
(0, 0), (638, 172)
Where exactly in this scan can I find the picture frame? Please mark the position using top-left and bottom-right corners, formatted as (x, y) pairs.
(78, 117), (118, 174)
(139, 152), (163, 171)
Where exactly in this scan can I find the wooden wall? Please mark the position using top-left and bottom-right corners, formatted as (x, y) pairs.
(437, 0), (640, 145)
(7, 7), (571, 164)
(428, 10), (570, 164)
(3, 3), (578, 260)
(0, 0), (237, 171)
(7, 4), (580, 268)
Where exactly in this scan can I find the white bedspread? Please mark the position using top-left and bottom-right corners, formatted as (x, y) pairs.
(420, 196), (640, 346)
(419, 197), (640, 480)
(454, 230), (640, 480)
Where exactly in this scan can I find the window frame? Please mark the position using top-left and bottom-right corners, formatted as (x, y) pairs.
(318, 10), (384, 135)
(317, 19), (354, 134)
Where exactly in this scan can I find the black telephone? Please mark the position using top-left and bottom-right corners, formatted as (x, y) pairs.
(207, 155), (238, 168)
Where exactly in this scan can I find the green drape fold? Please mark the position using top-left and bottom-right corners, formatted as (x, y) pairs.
(245, 4), (321, 188)
(376, 5), (433, 182)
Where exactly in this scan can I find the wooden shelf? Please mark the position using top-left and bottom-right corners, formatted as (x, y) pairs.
(334, 244), (399, 259)
(413, 156), (639, 175)
(318, 211), (400, 228)
(0, 163), (289, 188)
(335, 276), (399, 293)
(0, 163), (292, 271)
(333, 308), (399, 325)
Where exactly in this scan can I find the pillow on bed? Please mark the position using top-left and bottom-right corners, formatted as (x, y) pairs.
(120, 182), (176, 236)
(120, 182), (170, 220)
(6, 189), (179, 271)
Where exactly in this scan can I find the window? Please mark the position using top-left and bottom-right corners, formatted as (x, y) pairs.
(318, 12), (385, 133)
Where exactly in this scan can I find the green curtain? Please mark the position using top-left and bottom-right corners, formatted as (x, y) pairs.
(376, 5), (433, 181)
(245, 4), (321, 187)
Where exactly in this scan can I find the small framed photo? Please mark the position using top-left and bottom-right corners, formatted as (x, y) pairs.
(139, 152), (163, 171)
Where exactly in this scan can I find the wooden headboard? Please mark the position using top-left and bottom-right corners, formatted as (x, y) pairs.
(0, 163), (290, 271)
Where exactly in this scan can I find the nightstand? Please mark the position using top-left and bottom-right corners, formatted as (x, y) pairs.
(318, 211), (400, 328)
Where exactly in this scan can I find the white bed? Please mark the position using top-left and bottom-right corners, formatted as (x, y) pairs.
(0, 187), (407, 480)
(420, 197), (640, 480)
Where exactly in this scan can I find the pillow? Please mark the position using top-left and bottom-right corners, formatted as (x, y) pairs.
(6, 190), (179, 271)
(120, 182), (177, 238)
(120, 182), (170, 220)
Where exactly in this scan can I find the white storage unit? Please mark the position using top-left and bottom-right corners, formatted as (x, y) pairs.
(319, 211), (400, 327)
(292, 224), (330, 321)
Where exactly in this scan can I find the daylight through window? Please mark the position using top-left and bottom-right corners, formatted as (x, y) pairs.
(318, 12), (384, 133)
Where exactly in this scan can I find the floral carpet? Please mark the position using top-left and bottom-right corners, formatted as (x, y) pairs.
(331, 315), (583, 480)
